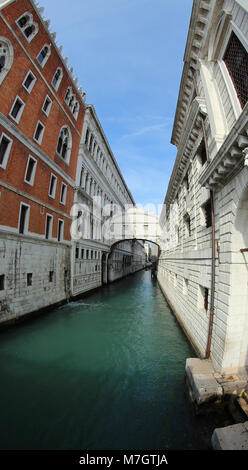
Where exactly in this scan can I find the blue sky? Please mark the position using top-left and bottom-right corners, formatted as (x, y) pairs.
(40, 0), (193, 208)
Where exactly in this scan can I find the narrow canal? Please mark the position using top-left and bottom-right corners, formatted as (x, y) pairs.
(0, 270), (229, 450)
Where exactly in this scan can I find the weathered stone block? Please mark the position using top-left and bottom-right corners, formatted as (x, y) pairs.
(211, 422), (248, 450)
(185, 358), (223, 405)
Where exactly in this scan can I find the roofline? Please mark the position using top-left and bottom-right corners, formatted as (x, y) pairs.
(0, 0), (17, 10)
(85, 104), (135, 206)
(171, 0), (215, 147)
(0, 0), (86, 107)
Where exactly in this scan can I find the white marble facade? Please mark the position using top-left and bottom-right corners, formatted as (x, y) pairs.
(157, 0), (248, 374)
(71, 104), (146, 297)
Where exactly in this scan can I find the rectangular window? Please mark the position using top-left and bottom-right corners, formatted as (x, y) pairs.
(27, 273), (32, 286)
(201, 199), (212, 228)
(183, 278), (189, 296)
(199, 285), (209, 312)
(33, 121), (45, 145)
(24, 156), (37, 186)
(75, 247), (79, 259)
(49, 271), (54, 283)
(57, 219), (64, 242)
(184, 213), (191, 238)
(48, 174), (57, 199)
(204, 288), (209, 312)
(198, 140), (207, 165)
(19, 203), (29, 234)
(81, 249), (84, 259)
(22, 70), (36, 93)
(60, 183), (67, 205)
(184, 172), (189, 192)
(45, 214), (52, 239)
(42, 95), (52, 116)
(0, 133), (12, 169)
(0, 274), (5, 291)
(9, 96), (25, 123)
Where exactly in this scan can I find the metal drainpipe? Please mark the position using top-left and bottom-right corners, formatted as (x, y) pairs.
(201, 117), (216, 360)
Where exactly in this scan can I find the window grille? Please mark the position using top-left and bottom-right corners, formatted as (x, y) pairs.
(223, 32), (248, 108)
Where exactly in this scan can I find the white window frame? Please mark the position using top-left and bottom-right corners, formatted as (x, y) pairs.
(48, 173), (57, 199)
(0, 37), (14, 86)
(24, 155), (37, 186)
(214, 20), (248, 120)
(36, 44), (51, 68)
(18, 202), (30, 235)
(22, 69), (37, 93)
(45, 213), (53, 240)
(9, 95), (25, 124)
(42, 95), (52, 117)
(0, 132), (13, 170)
(56, 126), (72, 165)
(57, 219), (64, 242)
(16, 12), (38, 43)
(60, 182), (67, 205)
(33, 120), (45, 145)
(51, 67), (63, 91)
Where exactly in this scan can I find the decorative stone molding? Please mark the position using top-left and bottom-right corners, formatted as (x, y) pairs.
(199, 102), (248, 188)
(243, 147), (248, 167)
(171, 0), (214, 148)
(165, 97), (207, 207)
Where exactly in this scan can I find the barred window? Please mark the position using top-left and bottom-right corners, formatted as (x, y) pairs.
(223, 32), (248, 108)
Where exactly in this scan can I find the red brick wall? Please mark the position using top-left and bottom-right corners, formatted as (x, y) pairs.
(0, 0), (85, 240)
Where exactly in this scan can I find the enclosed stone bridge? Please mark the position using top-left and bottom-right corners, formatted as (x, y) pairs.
(102, 207), (163, 248)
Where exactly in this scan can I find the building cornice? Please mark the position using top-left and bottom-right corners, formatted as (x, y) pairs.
(85, 105), (135, 206)
(28, 0), (86, 109)
(199, 102), (248, 188)
(171, 0), (215, 148)
(164, 97), (207, 208)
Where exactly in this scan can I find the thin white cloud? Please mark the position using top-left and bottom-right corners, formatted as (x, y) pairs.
(120, 122), (171, 140)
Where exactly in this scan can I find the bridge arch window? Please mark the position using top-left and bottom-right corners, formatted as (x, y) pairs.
(0, 38), (14, 85)
(16, 12), (38, 42)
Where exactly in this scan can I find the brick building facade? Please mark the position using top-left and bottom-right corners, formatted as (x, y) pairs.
(0, 0), (146, 325)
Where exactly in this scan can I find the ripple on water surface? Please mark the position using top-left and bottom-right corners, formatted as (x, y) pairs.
(0, 271), (231, 450)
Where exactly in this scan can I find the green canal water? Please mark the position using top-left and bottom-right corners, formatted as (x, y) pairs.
(0, 270), (230, 450)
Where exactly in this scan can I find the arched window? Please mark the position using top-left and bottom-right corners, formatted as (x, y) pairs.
(16, 12), (38, 43)
(52, 67), (63, 91)
(72, 101), (79, 119)
(37, 45), (51, 68)
(64, 87), (72, 104)
(84, 128), (89, 145)
(69, 95), (75, 109)
(0, 38), (14, 85)
(56, 126), (72, 163)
